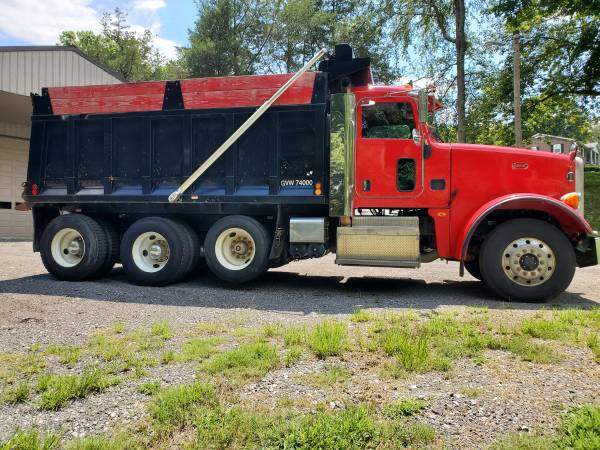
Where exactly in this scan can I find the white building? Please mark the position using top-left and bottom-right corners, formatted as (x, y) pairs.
(0, 46), (123, 239)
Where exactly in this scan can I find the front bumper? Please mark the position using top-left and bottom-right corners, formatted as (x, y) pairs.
(577, 234), (600, 267)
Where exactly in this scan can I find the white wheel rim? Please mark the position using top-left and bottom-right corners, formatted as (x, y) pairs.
(214, 227), (256, 271)
(51, 228), (85, 267)
(502, 237), (555, 286)
(132, 232), (170, 273)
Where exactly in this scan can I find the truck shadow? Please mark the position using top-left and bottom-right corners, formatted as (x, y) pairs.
(0, 267), (597, 313)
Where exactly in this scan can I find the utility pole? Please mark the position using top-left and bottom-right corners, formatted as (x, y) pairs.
(512, 30), (522, 147)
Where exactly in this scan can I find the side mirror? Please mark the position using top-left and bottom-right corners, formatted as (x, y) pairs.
(412, 128), (421, 144)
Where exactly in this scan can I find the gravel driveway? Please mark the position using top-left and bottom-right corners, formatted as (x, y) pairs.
(0, 241), (598, 448)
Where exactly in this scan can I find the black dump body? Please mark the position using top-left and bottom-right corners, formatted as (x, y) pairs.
(25, 101), (328, 207)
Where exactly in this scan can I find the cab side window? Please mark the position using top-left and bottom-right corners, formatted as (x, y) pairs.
(361, 102), (416, 139)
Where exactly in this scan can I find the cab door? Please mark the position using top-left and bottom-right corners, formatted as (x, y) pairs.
(354, 98), (423, 205)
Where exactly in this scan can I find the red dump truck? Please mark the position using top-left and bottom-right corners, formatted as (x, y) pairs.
(23, 44), (598, 301)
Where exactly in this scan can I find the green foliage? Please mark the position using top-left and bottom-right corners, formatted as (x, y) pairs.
(150, 383), (217, 431)
(278, 406), (378, 449)
(588, 334), (600, 363)
(298, 365), (352, 388)
(0, 429), (60, 450)
(383, 399), (426, 419)
(283, 327), (306, 347)
(585, 170), (600, 231)
(351, 308), (373, 323)
(489, 432), (557, 450)
(150, 321), (174, 340)
(177, 337), (222, 362)
(284, 346), (304, 367)
(44, 345), (81, 366)
(384, 421), (437, 448)
(521, 317), (570, 340)
(66, 433), (143, 450)
(200, 342), (277, 381)
(37, 369), (119, 410)
(561, 405), (600, 449)
(137, 381), (161, 396)
(487, 335), (558, 363)
(0, 381), (30, 405)
(307, 321), (347, 358)
(58, 9), (166, 81)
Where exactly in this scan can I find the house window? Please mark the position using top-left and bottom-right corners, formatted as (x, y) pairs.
(531, 146), (539, 150)
(552, 143), (563, 154)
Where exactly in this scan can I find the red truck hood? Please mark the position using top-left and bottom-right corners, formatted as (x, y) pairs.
(449, 142), (571, 162)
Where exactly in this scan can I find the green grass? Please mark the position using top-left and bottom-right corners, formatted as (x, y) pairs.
(521, 317), (571, 340)
(200, 342), (278, 381)
(588, 334), (600, 363)
(37, 368), (119, 410)
(383, 399), (426, 419)
(137, 381), (161, 396)
(283, 327), (305, 347)
(150, 382), (217, 432)
(461, 387), (483, 398)
(488, 433), (556, 450)
(66, 433), (144, 450)
(561, 404), (600, 449)
(284, 345), (303, 367)
(0, 352), (46, 384)
(0, 381), (30, 405)
(150, 321), (174, 340)
(177, 337), (221, 362)
(44, 345), (81, 366)
(384, 421), (437, 448)
(487, 335), (558, 363)
(584, 168), (600, 231)
(298, 365), (351, 388)
(350, 308), (373, 323)
(0, 429), (60, 450)
(278, 406), (378, 449)
(195, 323), (225, 334)
(307, 321), (347, 358)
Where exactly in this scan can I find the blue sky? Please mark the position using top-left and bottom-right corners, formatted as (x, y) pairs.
(0, 0), (198, 60)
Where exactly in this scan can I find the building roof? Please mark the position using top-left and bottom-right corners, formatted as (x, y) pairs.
(530, 133), (576, 141)
(0, 45), (126, 82)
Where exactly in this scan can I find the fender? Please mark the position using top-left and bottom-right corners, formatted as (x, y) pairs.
(458, 193), (593, 263)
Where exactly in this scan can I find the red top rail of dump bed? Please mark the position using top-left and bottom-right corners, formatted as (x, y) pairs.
(43, 72), (319, 116)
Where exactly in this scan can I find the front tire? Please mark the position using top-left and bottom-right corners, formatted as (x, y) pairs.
(479, 218), (576, 301)
(204, 216), (270, 284)
(40, 214), (109, 281)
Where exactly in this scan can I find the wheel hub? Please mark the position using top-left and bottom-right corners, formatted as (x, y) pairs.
(230, 238), (253, 259)
(66, 239), (83, 256)
(215, 228), (256, 270)
(502, 237), (554, 286)
(132, 232), (170, 272)
(149, 243), (164, 260)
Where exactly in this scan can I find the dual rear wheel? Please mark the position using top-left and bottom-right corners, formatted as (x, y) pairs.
(40, 213), (270, 286)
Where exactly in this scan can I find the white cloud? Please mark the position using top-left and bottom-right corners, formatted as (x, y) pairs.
(0, 0), (100, 44)
(0, 0), (178, 61)
(132, 0), (167, 11)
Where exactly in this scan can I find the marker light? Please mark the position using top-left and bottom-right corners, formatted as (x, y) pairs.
(31, 183), (38, 196)
(560, 192), (580, 209)
(314, 182), (322, 196)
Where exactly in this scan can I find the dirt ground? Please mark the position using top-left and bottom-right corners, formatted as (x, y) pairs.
(0, 242), (598, 448)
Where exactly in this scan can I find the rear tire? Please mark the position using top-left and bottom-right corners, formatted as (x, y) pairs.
(93, 216), (120, 276)
(40, 214), (109, 281)
(479, 218), (575, 301)
(120, 217), (191, 286)
(204, 215), (270, 284)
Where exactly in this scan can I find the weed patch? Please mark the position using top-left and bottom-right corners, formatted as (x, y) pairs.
(0, 428), (60, 450)
(298, 365), (351, 388)
(307, 321), (347, 358)
(177, 337), (221, 362)
(200, 342), (277, 381)
(137, 381), (161, 396)
(383, 399), (426, 419)
(150, 383), (216, 432)
(37, 368), (119, 410)
(44, 345), (81, 366)
(0, 381), (30, 405)
(150, 321), (174, 340)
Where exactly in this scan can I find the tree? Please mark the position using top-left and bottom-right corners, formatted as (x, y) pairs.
(392, 0), (469, 142)
(179, 0), (398, 82)
(59, 9), (166, 82)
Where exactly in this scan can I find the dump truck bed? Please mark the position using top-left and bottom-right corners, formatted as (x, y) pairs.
(25, 72), (329, 206)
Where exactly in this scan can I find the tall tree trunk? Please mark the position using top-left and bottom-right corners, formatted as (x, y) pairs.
(455, 0), (466, 143)
(512, 30), (523, 147)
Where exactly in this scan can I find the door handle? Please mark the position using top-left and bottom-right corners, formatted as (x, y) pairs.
(362, 179), (371, 192)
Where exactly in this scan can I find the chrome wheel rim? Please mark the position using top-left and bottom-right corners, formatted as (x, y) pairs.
(51, 228), (85, 267)
(214, 228), (255, 271)
(132, 232), (170, 273)
(502, 237), (555, 286)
